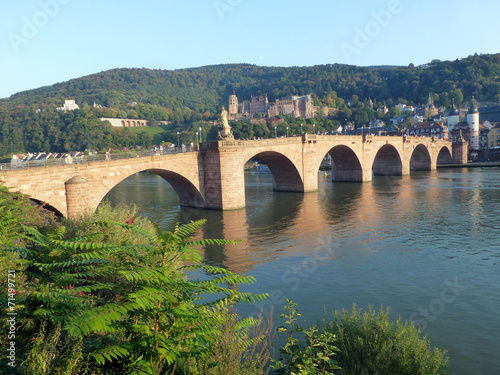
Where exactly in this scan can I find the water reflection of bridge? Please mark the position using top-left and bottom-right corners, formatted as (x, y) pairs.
(1, 135), (466, 218)
(196, 171), (457, 275)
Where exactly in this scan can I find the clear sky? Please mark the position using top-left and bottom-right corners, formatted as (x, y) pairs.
(1, 0), (499, 99)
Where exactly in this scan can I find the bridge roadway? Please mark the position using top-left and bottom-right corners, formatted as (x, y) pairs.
(0, 134), (466, 218)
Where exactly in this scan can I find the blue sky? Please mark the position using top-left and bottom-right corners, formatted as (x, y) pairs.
(1, 0), (499, 99)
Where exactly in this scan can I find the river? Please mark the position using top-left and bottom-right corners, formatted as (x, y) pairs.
(104, 167), (500, 375)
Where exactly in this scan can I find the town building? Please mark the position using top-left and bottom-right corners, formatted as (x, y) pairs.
(479, 105), (500, 123)
(397, 104), (415, 113)
(487, 123), (500, 148)
(407, 121), (448, 140)
(377, 105), (389, 115)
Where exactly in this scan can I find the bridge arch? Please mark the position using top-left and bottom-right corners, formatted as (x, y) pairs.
(327, 145), (363, 182)
(245, 151), (304, 192)
(372, 144), (403, 176)
(410, 144), (432, 171)
(437, 146), (453, 165)
(30, 198), (65, 218)
(93, 168), (206, 214)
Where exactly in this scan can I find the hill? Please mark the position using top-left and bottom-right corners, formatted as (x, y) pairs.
(1, 53), (500, 156)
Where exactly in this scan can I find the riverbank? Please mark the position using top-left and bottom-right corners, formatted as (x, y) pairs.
(438, 161), (500, 169)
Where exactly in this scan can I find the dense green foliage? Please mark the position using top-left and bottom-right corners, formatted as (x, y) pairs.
(1, 54), (500, 156)
(0, 192), (270, 374)
(272, 301), (449, 375)
(321, 305), (449, 375)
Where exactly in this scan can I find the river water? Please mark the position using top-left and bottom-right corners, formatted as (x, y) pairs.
(104, 168), (500, 375)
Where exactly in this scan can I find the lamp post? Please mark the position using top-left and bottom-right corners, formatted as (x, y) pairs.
(313, 124), (316, 134)
(301, 123), (303, 134)
(177, 132), (180, 146)
(274, 126), (277, 138)
(196, 132), (198, 145)
(286, 126), (289, 137)
(199, 127), (202, 143)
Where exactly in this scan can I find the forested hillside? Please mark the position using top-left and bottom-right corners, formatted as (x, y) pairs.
(1, 53), (499, 156)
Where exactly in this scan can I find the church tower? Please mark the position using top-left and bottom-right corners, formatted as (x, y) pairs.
(467, 96), (480, 151)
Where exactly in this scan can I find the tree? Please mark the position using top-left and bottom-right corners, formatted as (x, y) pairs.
(1, 198), (269, 374)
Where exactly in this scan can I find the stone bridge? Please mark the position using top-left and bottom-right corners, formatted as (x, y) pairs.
(1, 135), (466, 218)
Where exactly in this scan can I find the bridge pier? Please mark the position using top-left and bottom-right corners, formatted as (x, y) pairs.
(65, 176), (91, 219)
(202, 147), (246, 210)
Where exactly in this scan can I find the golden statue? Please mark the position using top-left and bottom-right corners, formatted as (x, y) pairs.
(221, 106), (229, 129)
(217, 106), (234, 140)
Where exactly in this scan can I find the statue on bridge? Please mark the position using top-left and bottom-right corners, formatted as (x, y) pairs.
(217, 106), (234, 140)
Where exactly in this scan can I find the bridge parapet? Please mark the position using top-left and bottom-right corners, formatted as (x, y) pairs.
(0, 147), (198, 171)
(200, 137), (303, 150)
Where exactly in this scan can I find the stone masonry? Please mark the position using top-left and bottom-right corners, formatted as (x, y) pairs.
(1, 135), (463, 218)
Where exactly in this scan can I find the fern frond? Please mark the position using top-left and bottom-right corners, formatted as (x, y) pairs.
(174, 220), (206, 238)
(91, 345), (130, 365)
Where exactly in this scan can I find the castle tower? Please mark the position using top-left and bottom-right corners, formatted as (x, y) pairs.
(228, 92), (238, 119)
(467, 96), (480, 151)
(447, 99), (460, 131)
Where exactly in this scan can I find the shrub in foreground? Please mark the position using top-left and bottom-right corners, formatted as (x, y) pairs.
(322, 305), (449, 375)
(0, 189), (270, 374)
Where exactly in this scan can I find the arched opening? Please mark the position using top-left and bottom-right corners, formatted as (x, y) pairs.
(247, 151), (303, 192)
(30, 199), (64, 218)
(410, 144), (431, 171)
(101, 170), (205, 211)
(437, 147), (453, 165)
(327, 145), (363, 182)
(121, 120), (125, 127)
(132, 121), (136, 127)
(372, 144), (402, 176)
(147, 169), (205, 207)
(101, 172), (187, 231)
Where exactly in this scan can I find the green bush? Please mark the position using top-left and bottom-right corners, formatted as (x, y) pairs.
(273, 299), (341, 375)
(0, 189), (270, 374)
(321, 305), (449, 375)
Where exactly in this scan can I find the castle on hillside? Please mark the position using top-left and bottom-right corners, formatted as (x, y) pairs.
(57, 99), (80, 112)
(228, 93), (318, 119)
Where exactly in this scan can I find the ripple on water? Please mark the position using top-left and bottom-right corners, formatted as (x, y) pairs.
(103, 168), (500, 375)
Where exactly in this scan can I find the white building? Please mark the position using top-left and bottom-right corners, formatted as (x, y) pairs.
(467, 98), (480, 151)
(397, 104), (415, 113)
(57, 100), (80, 112)
(100, 118), (148, 127)
(447, 101), (460, 131)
